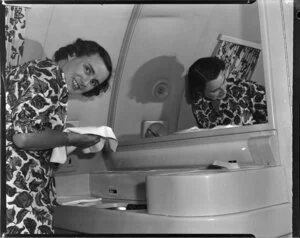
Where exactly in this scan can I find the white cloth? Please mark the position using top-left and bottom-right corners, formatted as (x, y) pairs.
(50, 126), (118, 164)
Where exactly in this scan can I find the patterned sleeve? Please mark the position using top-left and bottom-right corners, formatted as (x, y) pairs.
(247, 81), (268, 124)
(7, 59), (68, 135)
(192, 99), (211, 128)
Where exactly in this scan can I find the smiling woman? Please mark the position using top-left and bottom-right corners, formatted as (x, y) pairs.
(53, 38), (112, 97)
(5, 38), (112, 234)
(57, 54), (109, 95)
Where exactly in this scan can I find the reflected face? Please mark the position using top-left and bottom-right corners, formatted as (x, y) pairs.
(204, 70), (227, 100)
(62, 54), (109, 95)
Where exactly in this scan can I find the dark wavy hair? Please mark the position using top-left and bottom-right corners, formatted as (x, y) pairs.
(53, 38), (113, 97)
(187, 56), (225, 101)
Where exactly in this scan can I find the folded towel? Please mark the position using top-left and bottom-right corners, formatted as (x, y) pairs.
(50, 126), (118, 164)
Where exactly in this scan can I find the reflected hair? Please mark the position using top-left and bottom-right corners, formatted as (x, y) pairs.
(53, 38), (113, 97)
(187, 56), (225, 100)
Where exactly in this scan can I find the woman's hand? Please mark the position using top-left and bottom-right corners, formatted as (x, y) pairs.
(66, 132), (101, 149)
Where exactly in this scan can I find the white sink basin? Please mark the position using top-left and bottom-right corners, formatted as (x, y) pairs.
(147, 165), (288, 216)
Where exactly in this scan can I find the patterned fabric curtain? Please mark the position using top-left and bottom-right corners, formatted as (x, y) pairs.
(215, 40), (261, 82)
(5, 5), (27, 74)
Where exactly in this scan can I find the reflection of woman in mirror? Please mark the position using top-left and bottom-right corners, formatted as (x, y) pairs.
(186, 57), (267, 129)
(6, 39), (112, 234)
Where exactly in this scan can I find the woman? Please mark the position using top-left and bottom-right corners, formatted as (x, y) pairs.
(186, 56), (268, 128)
(6, 38), (113, 234)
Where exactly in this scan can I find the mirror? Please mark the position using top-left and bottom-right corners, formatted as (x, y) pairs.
(109, 2), (273, 146)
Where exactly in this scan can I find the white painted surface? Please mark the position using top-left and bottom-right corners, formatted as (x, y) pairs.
(147, 166), (288, 216)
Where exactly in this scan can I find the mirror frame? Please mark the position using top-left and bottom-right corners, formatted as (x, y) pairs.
(108, 1), (277, 147)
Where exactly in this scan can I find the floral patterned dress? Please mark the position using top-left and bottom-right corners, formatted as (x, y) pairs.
(5, 59), (68, 234)
(191, 77), (268, 128)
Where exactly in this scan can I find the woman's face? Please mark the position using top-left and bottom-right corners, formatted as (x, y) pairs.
(62, 54), (109, 95)
(204, 70), (227, 100)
